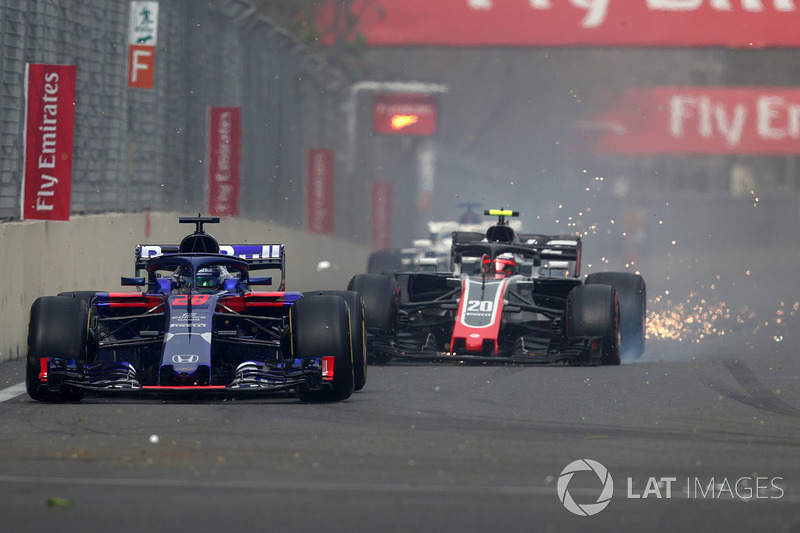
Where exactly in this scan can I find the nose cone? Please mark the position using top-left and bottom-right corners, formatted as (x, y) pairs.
(159, 363), (210, 386)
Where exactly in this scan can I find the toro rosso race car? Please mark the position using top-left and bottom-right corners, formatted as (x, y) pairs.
(25, 216), (367, 402)
(349, 209), (646, 366)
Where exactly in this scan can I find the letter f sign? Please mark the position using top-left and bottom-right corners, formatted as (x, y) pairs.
(128, 45), (155, 89)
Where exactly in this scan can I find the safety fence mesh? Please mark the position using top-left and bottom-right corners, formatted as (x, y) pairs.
(0, 0), (355, 236)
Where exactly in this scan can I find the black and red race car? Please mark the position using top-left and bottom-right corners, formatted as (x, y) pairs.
(349, 209), (646, 365)
(25, 216), (367, 402)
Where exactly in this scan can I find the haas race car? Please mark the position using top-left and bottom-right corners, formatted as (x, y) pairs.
(25, 216), (367, 402)
(349, 209), (646, 366)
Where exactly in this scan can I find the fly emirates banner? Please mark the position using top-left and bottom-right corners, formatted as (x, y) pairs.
(21, 64), (76, 221)
(589, 87), (800, 154)
(324, 0), (800, 48)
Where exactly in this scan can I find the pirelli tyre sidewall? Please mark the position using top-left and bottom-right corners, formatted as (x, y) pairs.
(303, 290), (367, 392)
(585, 272), (646, 360)
(26, 296), (90, 402)
(290, 294), (354, 402)
(567, 284), (621, 366)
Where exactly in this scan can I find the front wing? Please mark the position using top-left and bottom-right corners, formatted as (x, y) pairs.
(368, 333), (604, 366)
(39, 356), (332, 398)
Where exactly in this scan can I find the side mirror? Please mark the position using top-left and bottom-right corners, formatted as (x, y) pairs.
(481, 254), (492, 275)
(121, 276), (146, 286)
(156, 278), (173, 293)
(446, 277), (462, 288)
(222, 278), (240, 291)
(515, 280), (534, 291)
(249, 276), (273, 286)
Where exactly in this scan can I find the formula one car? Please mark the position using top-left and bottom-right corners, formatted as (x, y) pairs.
(25, 216), (367, 402)
(349, 209), (646, 365)
(367, 218), (524, 274)
(367, 221), (484, 274)
(367, 202), (509, 274)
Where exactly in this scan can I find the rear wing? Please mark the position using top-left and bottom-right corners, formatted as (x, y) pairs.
(134, 243), (286, 286)
(518, 234), (582, 278)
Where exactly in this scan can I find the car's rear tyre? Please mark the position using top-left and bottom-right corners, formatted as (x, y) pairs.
(290, 295), (354, 402)
(348, 274), (399, 364)
(567, 284), (621, 365)
(304, 290), (367, 392)
(26, 296), (90, 402)
(57, 291), (101, 306)
(585, 272), (646, 360)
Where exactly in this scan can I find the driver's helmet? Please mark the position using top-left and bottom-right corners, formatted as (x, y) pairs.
(494, 253), (518, 277)
(196, 267), (222, 290)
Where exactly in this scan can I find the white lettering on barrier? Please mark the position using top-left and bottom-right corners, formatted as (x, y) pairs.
(757, 96), (800, 139)
(467, 0), (607, 27)
(649, 0), (796, 11)
(572, 0), (610, 27)
(467, 0), (796, 29)
(34, 71), (62, 212)
(130, 48), (152, 83)
(668, 93), (800, 146)
(35, 175), (59, 212)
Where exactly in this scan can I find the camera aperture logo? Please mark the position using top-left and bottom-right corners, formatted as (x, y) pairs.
(557, 459), (614, 516)
(557, 459), (786, 516)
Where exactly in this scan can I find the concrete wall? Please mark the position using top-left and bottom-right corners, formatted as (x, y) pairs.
(0, 213), (371, 363)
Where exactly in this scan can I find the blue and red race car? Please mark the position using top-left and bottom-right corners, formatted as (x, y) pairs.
(26, 216), (366, 402)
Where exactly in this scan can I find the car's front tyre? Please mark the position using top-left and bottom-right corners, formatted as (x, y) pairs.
(348, 274), (399, 365)
(305, 290), (367, 392)
(290, 295), (354, 402)
(585, 272), (646, 360)
(26, 296), (90, 402)
(567, 284), (621, 366)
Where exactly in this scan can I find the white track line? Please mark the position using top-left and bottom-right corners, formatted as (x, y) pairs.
(0, 475), (796, 502)
(0, 383), (26, 403)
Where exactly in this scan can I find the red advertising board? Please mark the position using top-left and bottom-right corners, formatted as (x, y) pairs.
(589, 87), (800, 155)
(206, 107), (241, 217)
(371, 181), (393, 250)
(306, 149), (334, 234)
(374, 94), (438, 136)
(319, 0), (800, 48)
(21, 64), (76, 221)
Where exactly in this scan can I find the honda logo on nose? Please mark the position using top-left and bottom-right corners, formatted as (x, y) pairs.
(172, 354), (199, 364)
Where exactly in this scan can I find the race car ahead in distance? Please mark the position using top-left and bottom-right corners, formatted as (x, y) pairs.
(26, 216), (367, 402)
(349, 209), (646, 366)
(366, 203), (520, 275)
(367, 220), (489, 274)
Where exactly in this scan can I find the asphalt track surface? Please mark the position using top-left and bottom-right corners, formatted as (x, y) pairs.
(1, 257), (799, 532)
